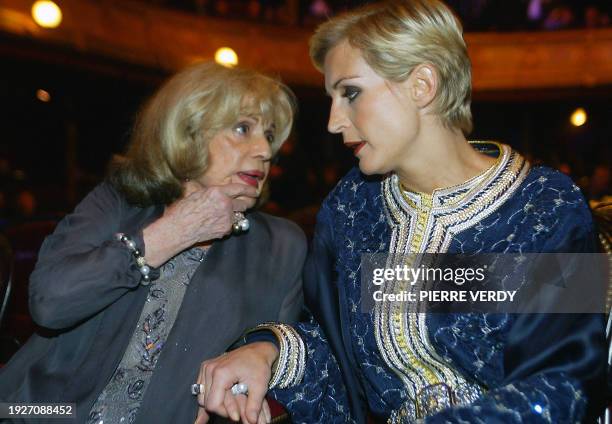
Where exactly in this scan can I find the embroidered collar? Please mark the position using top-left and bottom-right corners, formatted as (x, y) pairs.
(400, 141), (505, 209)
(382, 142), (530, 252)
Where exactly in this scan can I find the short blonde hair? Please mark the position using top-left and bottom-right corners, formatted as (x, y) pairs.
(310, 0), (472, 134)
(108, 62), (296, 206)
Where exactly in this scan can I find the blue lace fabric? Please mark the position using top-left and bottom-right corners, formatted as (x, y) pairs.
(88, 247), (207, 424)
(269, 143), (605, 423)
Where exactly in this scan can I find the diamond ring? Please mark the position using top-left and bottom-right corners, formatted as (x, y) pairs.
(230, 382), (248, 396)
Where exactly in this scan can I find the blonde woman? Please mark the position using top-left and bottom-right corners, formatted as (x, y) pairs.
(0, 62), (305, 424)
(198, 1), (606, 423)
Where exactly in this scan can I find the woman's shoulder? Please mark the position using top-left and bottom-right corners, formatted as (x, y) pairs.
(66, 181), (124, 220)
(519, 166), (591, 222)
(510, 165), (595, 250)
(524, 165), (581, 191)
(322, 167), (383, 209)
(249, 212), (307, 274)
(251, 212), (306, 247)
(68, 181), (149, 226)
(76, 181), (125, 210)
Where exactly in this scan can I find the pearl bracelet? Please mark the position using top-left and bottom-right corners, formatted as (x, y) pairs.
(115, 233), (152, 285)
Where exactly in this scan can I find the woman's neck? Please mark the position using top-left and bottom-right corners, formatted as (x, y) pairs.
(395, 125), (496, 194)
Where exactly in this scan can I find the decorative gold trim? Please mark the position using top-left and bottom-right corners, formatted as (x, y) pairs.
(375, 142), (531, 419)
(249, 323), (306, 389)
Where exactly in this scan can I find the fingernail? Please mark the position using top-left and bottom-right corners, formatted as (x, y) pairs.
(230, 411), (239, 422)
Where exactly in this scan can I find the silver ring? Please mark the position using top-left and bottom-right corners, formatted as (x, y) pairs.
(231, 382), (248, 396)
(191, 383), (204, 396)
(233, 211), (245, 223)
(232, 212), (250, 234)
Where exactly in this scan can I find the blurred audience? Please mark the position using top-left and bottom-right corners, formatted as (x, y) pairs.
(585, 4), (611, 28)
(587, 164), (612, 207)
(14, 190), (37, 222)
(139, 0), (611, 29)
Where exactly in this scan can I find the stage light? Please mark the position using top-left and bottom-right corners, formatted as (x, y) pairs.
(570, 108), (587, 127)
(215, 47), (238, 68)
(32, 1), (62, 28)
(36, 89), (51, 102)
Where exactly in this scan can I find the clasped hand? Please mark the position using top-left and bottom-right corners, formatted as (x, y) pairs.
(143, 181), (258, 267)
(194, 342), (279, 424)
(167, 181), (257, 245)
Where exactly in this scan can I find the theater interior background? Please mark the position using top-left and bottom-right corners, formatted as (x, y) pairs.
(0, 0), (611, 359)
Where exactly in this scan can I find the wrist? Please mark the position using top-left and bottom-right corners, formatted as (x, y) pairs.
(115, 232), (158, 285)
(142, 217), (190, 267)
(251, 341), (279, 368)
(142, 224), (164, 268)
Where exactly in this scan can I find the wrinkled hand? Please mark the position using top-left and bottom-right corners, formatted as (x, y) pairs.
(143, 182), (258, 267)
(194, 394), (271, 424)
(193, 342), (279, 424)
(165, 181), (256, 243)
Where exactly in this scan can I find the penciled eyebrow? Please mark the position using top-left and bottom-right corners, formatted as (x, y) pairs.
(325, 75), (360, 96)
(333, 76), (355, 89)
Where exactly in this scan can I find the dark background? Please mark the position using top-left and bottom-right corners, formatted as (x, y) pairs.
(0, 0), (610, 356)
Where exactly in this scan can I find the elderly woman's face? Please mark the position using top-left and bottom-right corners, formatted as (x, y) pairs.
(196, 116), (273, 209)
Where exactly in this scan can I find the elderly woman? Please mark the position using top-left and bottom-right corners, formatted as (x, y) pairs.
(0, 62), (305, 424)
(197, 1), (606, 423)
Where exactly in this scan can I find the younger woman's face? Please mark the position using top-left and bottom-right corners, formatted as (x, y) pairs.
(324, 40), (421, 175)
(196, 116), (274, 209)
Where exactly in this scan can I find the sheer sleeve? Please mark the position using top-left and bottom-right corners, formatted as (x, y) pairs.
(425, 200), (607, 423)
(265, 204), (356, 422)
(29, 183), (147, 330)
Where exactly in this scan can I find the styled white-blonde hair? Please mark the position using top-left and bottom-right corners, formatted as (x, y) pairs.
(109, 62), (296, 206)
(310, 0), (473, 134)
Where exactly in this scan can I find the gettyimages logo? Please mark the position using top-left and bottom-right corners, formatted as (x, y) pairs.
(372, 264), (486, 286)
(360, 253), (608, 313)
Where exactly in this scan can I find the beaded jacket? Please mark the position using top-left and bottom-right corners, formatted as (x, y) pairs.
(267, 143), (606, 423)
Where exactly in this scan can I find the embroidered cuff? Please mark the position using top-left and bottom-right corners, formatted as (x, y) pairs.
(244, 330), (280, 349)
(247, 322), (306, 389)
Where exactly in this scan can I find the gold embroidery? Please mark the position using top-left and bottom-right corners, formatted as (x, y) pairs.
(375, 142), (531, 416)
